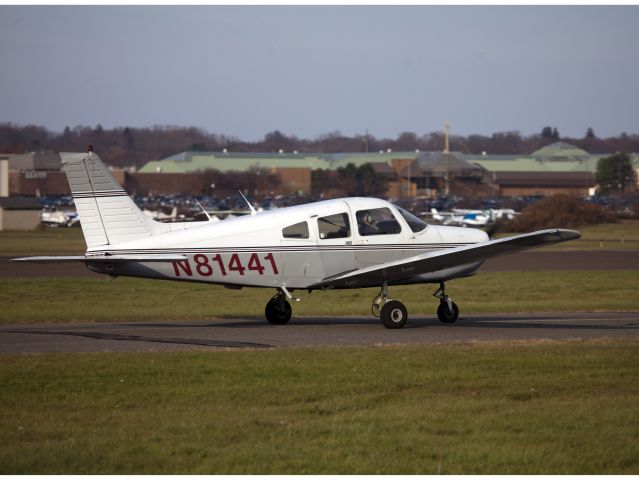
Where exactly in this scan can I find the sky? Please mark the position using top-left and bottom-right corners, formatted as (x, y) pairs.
(1, 5), (638, 141)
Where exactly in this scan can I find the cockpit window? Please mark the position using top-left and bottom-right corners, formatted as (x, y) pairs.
(317, 213), (350, 239)
(282, 221), (309, 239)
(394, 205), (428, 233)
(356, 208), (402, 236)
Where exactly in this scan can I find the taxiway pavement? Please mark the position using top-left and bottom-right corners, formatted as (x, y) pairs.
(1, 312), (637, 353)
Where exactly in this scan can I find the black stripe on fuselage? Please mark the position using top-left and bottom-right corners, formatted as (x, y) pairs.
(87, 243), (474, 256)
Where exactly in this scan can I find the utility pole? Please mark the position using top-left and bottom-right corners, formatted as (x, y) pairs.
(364, 129), (369, 153)
(443, 120), (450, 195)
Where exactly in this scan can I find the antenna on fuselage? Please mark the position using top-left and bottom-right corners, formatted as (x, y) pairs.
(238, 190), (257, 216)
(194, 199), (212, 221)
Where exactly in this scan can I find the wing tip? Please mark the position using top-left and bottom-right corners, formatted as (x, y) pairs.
(555, 229), (581, 241)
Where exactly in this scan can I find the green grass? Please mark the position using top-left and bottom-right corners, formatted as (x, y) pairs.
(0, 228), (86, 256)
(497, 219), (639, 251)
(1, 340), (637, 474)
(1, 270), (638, 324)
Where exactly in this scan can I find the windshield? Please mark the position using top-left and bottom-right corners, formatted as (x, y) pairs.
(394, 205), (428, 233)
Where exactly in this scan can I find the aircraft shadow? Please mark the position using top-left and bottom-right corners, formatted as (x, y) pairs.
(2, 329), (273, 349)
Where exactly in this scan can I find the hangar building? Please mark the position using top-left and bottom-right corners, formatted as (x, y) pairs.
(138, 142), (637, 198)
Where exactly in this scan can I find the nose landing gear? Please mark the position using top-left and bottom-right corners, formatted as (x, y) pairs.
(433, 282), (459, 323)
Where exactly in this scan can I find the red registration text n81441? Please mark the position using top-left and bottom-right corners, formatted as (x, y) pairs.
(172, 253), (279, 277)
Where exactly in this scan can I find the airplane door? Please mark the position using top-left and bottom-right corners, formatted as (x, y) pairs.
(279, 219), (324, 287)
(353, 206), (406, 268)
(315, 208), (358, 279)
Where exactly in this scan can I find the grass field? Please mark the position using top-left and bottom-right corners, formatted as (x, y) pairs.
(2, 225), (638, 475)
(0, 228), (86, 256)
(496, 219), (639, 251)
(1, 220), (638, 256)
(1, 269), (638, 324)
(1, 340), (637, 474)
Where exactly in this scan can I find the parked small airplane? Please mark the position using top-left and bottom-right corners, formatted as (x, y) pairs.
(431, 208), (517, 227)
(13, 149), (580, 328)
(142, 205), (179, 222)
(41, 207), (80, 227)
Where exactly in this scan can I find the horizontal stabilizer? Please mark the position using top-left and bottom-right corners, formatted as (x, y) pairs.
(85, 254), (188, 262)
(10, 256), (88, 263)
(12, 254), (188, 263)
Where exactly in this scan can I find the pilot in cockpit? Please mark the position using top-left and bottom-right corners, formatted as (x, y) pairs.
(357, 211), (377, 236)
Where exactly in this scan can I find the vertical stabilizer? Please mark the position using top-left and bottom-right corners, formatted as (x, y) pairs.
(61, 150), (161, 248)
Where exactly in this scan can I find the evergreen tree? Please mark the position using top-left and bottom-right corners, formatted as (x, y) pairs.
(595, 153), (636, 193)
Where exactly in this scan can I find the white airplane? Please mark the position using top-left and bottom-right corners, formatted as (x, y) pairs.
(142, 205), (179, 222)
(430, 208), (517, 227)
(13, 149), (580, 329)
(41, 207), (80, 227)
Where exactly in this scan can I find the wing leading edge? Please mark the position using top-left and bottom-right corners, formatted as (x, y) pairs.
(310, 228), (580, 289)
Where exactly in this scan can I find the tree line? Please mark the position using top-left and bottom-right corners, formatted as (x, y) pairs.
(1, 123), (638, 169)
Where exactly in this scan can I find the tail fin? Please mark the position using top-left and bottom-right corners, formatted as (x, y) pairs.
(61, 150), (162, 248)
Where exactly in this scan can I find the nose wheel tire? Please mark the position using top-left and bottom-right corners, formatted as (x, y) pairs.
(265, 296), (292, 325)
(380, 300), (408, 329)
(437, 300), (459, 323)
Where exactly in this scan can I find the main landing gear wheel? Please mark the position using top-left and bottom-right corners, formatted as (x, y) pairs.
(433, 282), (460, 323)
(372, 282), (409, 329)
(381, 300), (408, 329)
(265, 293), (292, 325)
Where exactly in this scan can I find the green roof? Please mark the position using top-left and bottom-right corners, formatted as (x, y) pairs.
(139, 147), (637, 175)
(330, 152), (419, 170)
(139, 150), (421, 173)
(471, 156), (602, 173)
(531, 141), (590, 158)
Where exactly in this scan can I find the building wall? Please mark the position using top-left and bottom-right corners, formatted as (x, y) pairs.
(9, 171), (71, 196)
(0, 160), (8, 197)
(9, 170), (126, 196)
(127, 173), (209, 196)
(0, 208), (41, 231)
(127, 169), (311, 197)
(271, 168), (311, 195)
(386, 180), (416, 199)
(499, 186), (590, 197)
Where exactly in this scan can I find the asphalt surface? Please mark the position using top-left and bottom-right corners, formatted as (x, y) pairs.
(1, 312), (638, 353)
(2, 250), (638, 353)
(2, 251), (639, 277)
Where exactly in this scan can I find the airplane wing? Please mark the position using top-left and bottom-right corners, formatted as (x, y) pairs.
(11, 254), (188, 263)
(310, 229), (580, 289)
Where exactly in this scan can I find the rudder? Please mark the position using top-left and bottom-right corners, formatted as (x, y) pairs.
(61, 150), (162, 248)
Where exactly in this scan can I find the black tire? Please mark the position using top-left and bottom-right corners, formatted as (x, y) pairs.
(265, 297), (292, 325)
(380, 300), (408, 329)
(437, 300), (459, 323)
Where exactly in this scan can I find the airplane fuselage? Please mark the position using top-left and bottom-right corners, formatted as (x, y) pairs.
(85, 197), (488, 290)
